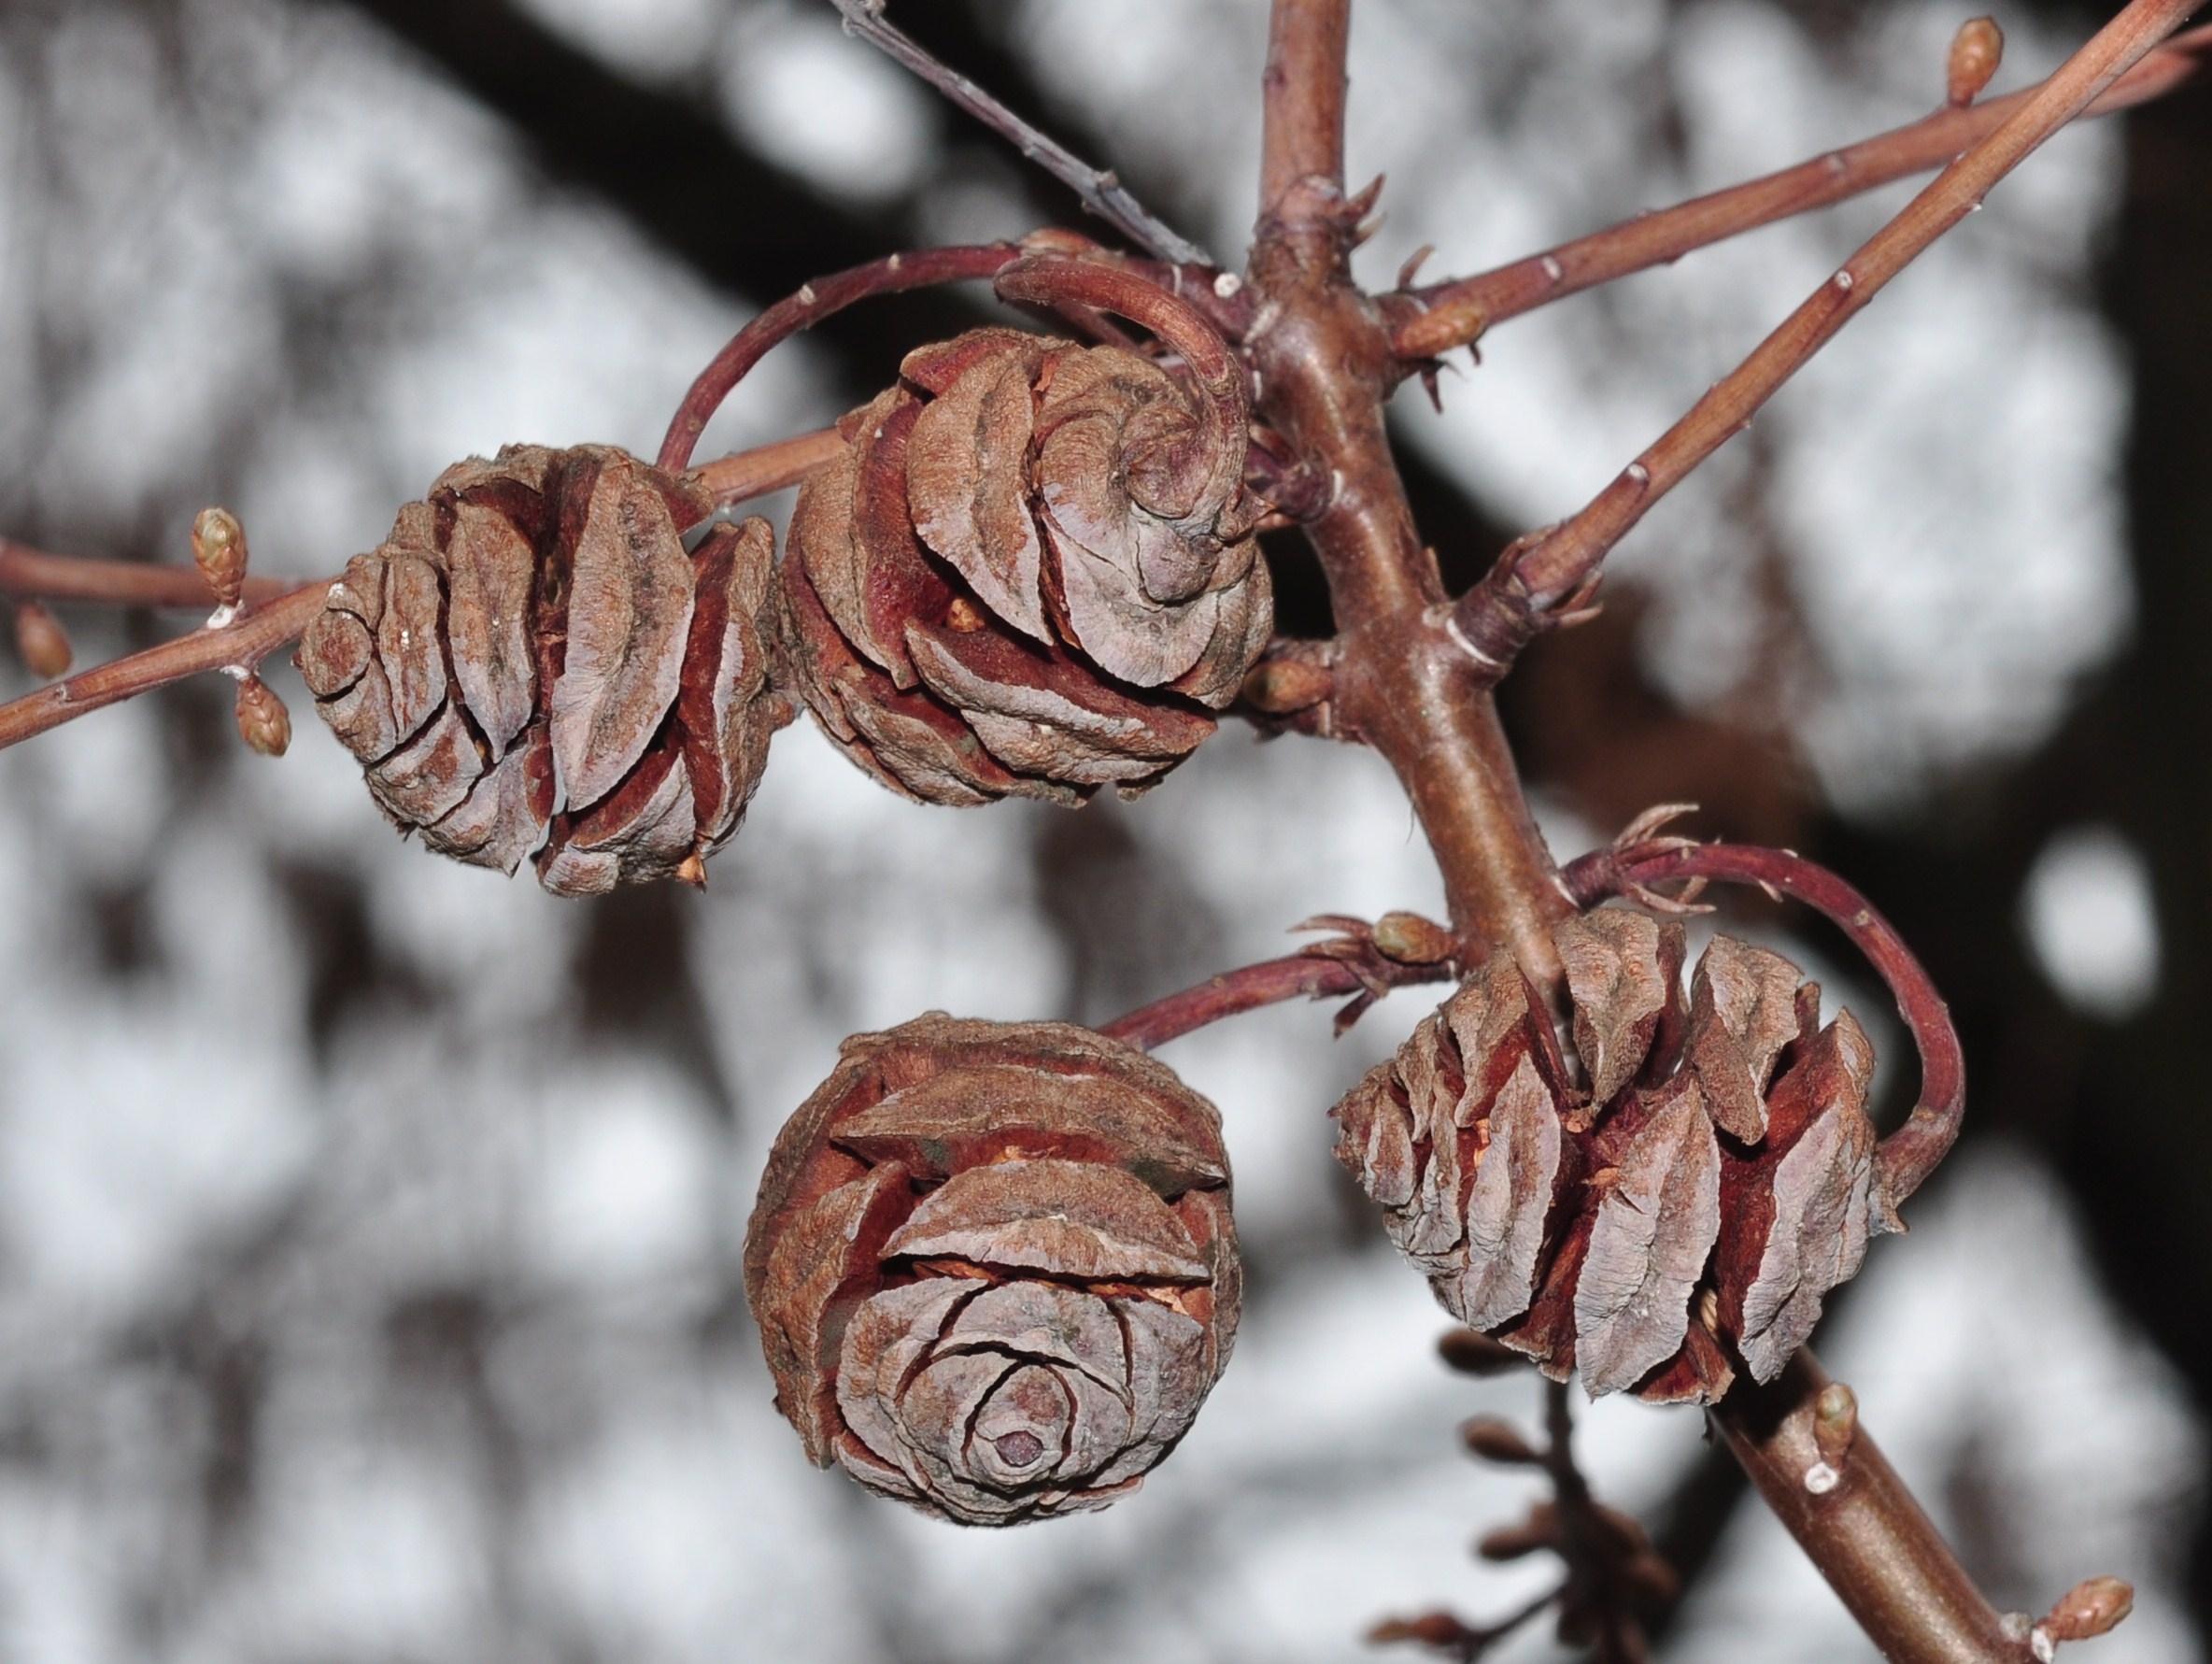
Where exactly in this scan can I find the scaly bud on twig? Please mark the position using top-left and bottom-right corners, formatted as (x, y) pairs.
(233, 672), (291, 757)
(1477, 1501), (1558, 1560)
(1240, 655), (1333, 715)
(1438, 1328), (1524, 1376)
(13, 600), (73, 680)
(192, 506), (248, 610)
(1812, 1381), (1858, 1466)
(1367, 1613), (1477, 1650)
(2036, 1577), (2134, 1653)
(1373, 911), (1458, 965)
(1459, 1416), (1543, 1465)
(1948, 17), (2006, 107)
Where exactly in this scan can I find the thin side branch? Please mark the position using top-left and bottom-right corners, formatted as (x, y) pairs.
(0, 583), (326, 752)
(685, 426), (846, 506)
(828, 1), (1211, 267)
(1450, 0), (2204, 661)
(1394, 21), (2212, 359)
(1, 537), (296, 610)
(1099, 946), (1455, 1052)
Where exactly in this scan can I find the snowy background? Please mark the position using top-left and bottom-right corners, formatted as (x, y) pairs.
(0, 0), (2200, 1659)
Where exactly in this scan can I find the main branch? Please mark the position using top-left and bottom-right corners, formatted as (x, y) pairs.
(1248, 0), (1574, 980)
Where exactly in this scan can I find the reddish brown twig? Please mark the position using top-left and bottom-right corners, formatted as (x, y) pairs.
(1099, 918), (1459, 1051)
(1709, 1351), (2030, 1664)
(657, 243), (1026, 472)
(1564, 836), (1964, 1216)
(1392, 21), (2212, 361)
(827, 0), (1211, 267)
(1247, 0), (1576, 981)
(0, 582), (325, 751)
(993, 257), (1250, 487)
(1376, 1379), (1676, 1663)
(1, 536), (296, 610)
(1450, 0), (2205, 665)
(1368, 1586), (1564, 1662)
(684, 426), (845, 506)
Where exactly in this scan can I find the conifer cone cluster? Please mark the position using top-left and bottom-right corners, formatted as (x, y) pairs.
(744, 1015), (1241, 1525)
(296, 445), (789, 894)
(780, 326), (1271, 804)
(1333, 908), (1887, 1402)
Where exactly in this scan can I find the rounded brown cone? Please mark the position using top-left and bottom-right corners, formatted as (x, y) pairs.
(295, 444), (792, 894)
(1331, 910), (1886, 1404)
(778, 325), (1269, 806)
(744, 1014), (1241, 1526)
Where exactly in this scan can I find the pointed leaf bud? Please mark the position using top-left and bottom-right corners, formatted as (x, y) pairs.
(1438, 1327), (1524, 1375)
(192, 506), (249, 608)
(1368, 1613), (1478, 1649)
(1812, 1380), (1858, 1468)
(1477, 1500), (1558, 1561)
(13, 600), (74, 680)
(1240, 655), (1333, 715)
(1374, 911), (1457, 965)
(2041, 1577), (2134, 1643)
(1458, 1415), (1542, 1465)
(234, 673), (291, 757)
(1948, 18), (2005, 107)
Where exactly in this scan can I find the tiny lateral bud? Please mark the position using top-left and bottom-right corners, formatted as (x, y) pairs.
(1812, 1381), (1858, 1468)
(1438, 1328), (1524, 1376)
(1477, 1502), (1558, 1561)
(1458, 1415), (1543, 1465)
(1374, 911), (1457, 966)
(2042, 1577), (2134, 1643)
(1948, 16), (2005, 107)
(1368, 1613), (1473, 1648)
(234, 673), (291, 757)
(13, 600), (74, 680)
(1241, 656), (1332, 715)
(1395, 294), (1489, 361)
(191, 506), (249, 607)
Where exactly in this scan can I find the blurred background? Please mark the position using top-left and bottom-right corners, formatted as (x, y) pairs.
(0, 0), (2205, 1657)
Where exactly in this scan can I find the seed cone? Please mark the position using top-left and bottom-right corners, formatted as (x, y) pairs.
(779, 328), (1269, 805)
(1332, 909), (1884, 1402)
(744, 1014), (1241, 1525)
(296, 444), (790, 894)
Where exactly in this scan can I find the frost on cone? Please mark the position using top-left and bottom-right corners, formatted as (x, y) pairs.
(1332, 910), (1887, 1402)
(779, 328), (1270, 805)
(296, 445), (790, 894)
(744, 1015), (1241, 1525)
